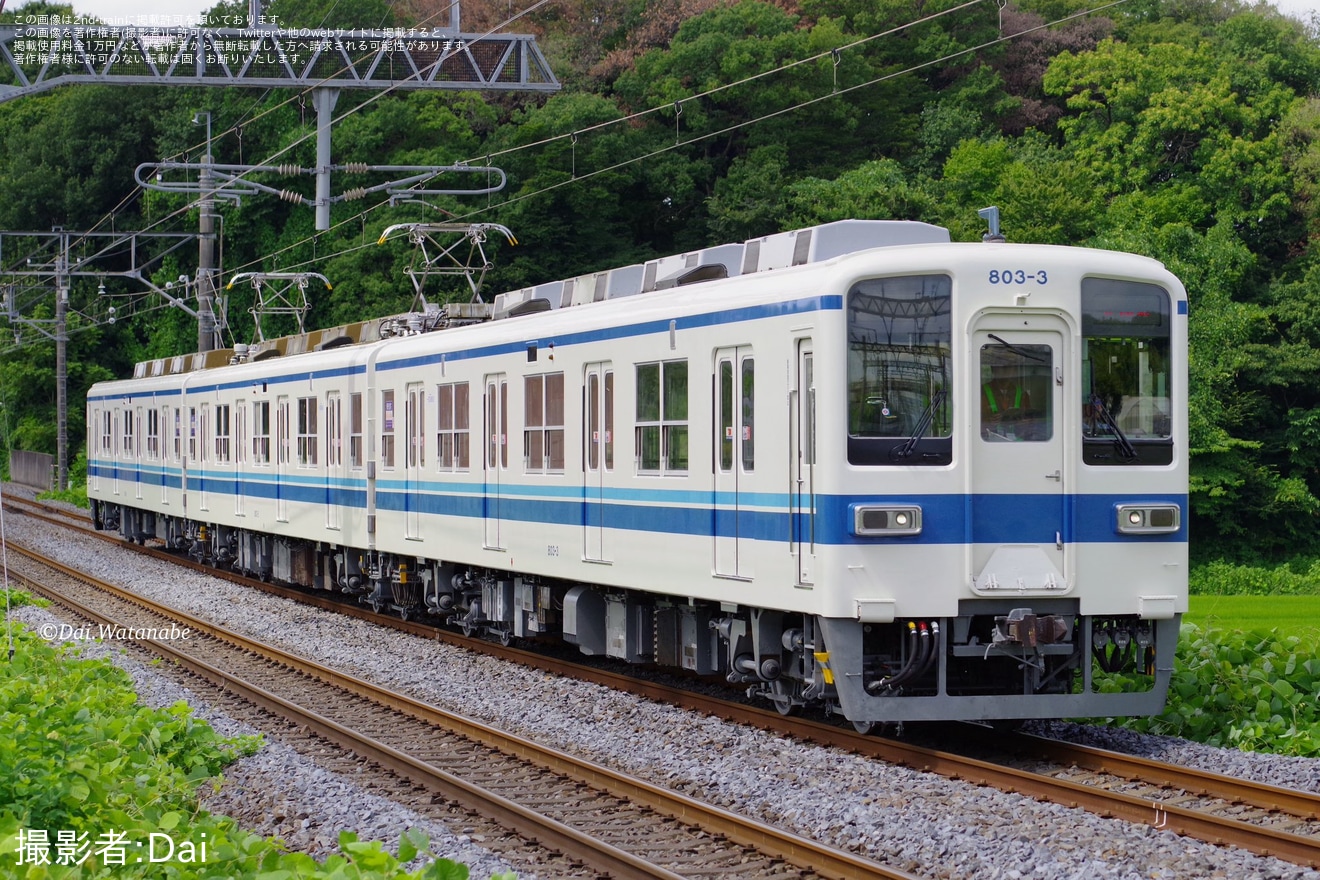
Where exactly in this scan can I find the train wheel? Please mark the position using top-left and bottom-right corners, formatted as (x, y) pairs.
(499, 629), (513, 647)
(852, 720), (877, 736)
(769, 682), (799, 716)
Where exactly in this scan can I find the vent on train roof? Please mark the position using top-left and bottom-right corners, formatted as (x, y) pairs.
(491, 219), (949, 319)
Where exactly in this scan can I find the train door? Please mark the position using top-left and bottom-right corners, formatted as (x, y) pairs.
(235, 401), (247, 517)
(791, 340), (815, 586)
(714, 346), (754, 578)
(198, 404), (210, 512)
(326, 393), (343, 530)
(111, 409), (122, 496)
(483, 374), (507, 550)
(405, 383), (425, 539)
(970, 315), (1069, 589)
(583, 362), (613, 562)
(134, 406), (144, 500)
(89, 408), (101, 494)
(276, 395), (290, 522)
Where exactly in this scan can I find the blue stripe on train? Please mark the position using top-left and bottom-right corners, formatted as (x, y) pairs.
(90, 463), (1184, 545)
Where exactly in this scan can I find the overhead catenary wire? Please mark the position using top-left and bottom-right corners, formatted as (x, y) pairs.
(237, 0), (1134, 280)
(1, 0), (1130, 334)
(0, 0), (532, 278)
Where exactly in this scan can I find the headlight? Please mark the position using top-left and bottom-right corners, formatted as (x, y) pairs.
(1115, 504), (1180, 535)
(851, 505), (922, 536)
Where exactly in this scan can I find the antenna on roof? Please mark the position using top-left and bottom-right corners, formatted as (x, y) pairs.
(979, 206), (1005, 243)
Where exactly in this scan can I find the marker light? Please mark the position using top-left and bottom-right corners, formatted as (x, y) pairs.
(851, 505), (923, 536)
(1116, 504), (1180, 535)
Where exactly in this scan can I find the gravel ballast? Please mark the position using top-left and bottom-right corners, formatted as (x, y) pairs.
(3, 488), (1319, 880)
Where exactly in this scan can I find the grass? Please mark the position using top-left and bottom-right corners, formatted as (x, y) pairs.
(1186, 594), (1320, 636)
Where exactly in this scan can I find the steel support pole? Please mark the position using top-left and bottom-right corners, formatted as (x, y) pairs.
(314, 88), (340, 232)
(197, 111), (217, 353)
(55, 230), (68, 491)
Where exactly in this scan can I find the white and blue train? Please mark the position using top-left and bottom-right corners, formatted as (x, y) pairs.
(87, 219), (1188, 727)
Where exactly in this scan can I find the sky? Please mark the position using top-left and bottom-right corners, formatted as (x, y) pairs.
(14, 0), (1320, 27)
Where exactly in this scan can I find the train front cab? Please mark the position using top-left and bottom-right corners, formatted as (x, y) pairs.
(819, 266), (1186, 725)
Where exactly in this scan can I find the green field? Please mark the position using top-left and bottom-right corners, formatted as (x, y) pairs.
(1186, 594), (1320, 635)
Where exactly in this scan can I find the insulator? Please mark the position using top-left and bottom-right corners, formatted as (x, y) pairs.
(277, 164), (303, 175)
(279, 190), (304, 204)
(341, 163), (369, 173)
(342, 187), (367, 201)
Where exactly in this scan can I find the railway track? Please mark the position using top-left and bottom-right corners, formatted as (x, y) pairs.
(1, 532), (919, 880)
(5, 491), (1320, 869)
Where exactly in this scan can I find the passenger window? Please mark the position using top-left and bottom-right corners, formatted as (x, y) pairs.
(436, 382), (470, 471)
(636, 360), (688, 474)
(524, 373), (564, 473)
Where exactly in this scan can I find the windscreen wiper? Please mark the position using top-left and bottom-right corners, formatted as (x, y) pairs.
(987, 333), (1050, 363)
(891, 389), (947, 460)
(1090, 394), (1138, 461)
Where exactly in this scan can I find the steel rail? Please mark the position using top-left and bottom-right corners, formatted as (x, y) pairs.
(3, 536), (921, 880)
(8, 496), (1320, 866)
(1010, 730), (1320, 821)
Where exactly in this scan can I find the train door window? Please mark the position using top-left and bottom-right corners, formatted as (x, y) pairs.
(718, 355), (755, 472)
(584, 367), (615, 472)
(252, 401), (271, 464)
(381, 389), (396, 469)
(202, 405), (212, 463)
(146, 408), (160, 460)
(847, 274), (952, 465)
(437, 381), (470, 471)
(122, 408), (134, 458)
(99, 409), (111, 455)
(486, 379), (509, 469)
(296, 396), (318, 466)
(349, 392), (363, 468)
(188, 407), (198, 462)
(277, 399), (291, 466)
(604, 371), (614, 468)
(326, 394), (342, 468)
(980, 343), (1053, 442)
(636, 360), (688, 475)
(236, 403), (247, 465)
(215, 404), (232, 463)
(406, 384), (425, 468)
(741, 358), (755, 471)
(524, 372), (564, 473)
(1081, 279), (1174, 466)
(172, 408), (182, 462)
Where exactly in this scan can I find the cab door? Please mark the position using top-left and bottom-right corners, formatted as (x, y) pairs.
(970, 315), (1069, 591)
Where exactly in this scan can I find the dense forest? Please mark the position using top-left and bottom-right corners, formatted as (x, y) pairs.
(0, 0), (1317, 563)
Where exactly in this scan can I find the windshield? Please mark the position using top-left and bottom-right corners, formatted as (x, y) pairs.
(847, 274), (952, 465)
(1081, 279), (1172, 465)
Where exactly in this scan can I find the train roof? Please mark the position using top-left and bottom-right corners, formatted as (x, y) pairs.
(124, 219), (951, 380)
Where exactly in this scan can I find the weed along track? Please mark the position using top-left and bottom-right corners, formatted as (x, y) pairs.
(3, 536), (921, 880)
